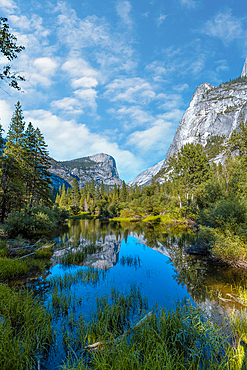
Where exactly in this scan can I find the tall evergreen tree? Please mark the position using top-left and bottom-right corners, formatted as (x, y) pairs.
(24, 123), (52, 206)
(72, 178), (80, 206)
(120, 181), (128, 202)
(0, 102), (26, 220)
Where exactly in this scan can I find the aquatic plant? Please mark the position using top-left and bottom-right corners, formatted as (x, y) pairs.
(60, 288), (239, 370)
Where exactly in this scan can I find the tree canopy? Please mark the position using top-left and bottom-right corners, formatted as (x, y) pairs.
(0, 17), (25, 90)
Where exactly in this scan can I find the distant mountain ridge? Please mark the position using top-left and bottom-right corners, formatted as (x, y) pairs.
(128, 76), (247, 187)
(49, 153), (122, 190)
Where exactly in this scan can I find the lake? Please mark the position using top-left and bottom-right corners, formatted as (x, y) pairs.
(27, 219), (247, 369)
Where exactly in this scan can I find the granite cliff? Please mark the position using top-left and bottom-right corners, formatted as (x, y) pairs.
(129, 75), (247, 186)
(49, 153), (122, 190)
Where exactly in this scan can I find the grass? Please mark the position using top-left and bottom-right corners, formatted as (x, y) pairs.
(49, 267), (106, 291)
(69, 212), (98, 220)
(0, 283), (52, 370)
(60, 286), (244, 370)
(110, 217), (140, 222)
(110, 214), (187, 224)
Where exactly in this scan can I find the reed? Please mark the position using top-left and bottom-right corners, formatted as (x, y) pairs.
(49, 267), (105, 291)
(60, 287), (247, 370)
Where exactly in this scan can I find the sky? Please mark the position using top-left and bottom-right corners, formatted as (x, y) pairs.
(1, 0), (247, 182)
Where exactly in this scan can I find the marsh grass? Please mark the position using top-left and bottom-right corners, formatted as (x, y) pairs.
(0, 256), (47, 281)
(0, 283), (52, 370)
(60, 286), (242, 370)
(49, 267), (105, 291)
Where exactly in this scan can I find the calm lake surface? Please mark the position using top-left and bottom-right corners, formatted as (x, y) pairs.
(27, 219), (247, 369)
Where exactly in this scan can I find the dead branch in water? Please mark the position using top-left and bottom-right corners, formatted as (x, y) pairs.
(84, 311), (153, 351)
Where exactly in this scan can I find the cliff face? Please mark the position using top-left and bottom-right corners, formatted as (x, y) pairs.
(164, 81), (247, 162)
(127, 159), (165, 187)
(49, 153), (122, 190)
(129, 79), (247, 186)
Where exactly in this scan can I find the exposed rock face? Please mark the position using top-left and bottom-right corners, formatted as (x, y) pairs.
(164, 81), (247, 162)
(241, 57), (247, 78)
(49, 153), (122, 190)
(127, 159), (165, 187)
(129, 79), (247, 186)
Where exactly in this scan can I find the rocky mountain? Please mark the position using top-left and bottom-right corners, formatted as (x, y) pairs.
(49, 153), (122, 190)
(127, 159), (165, 187)
(129, 72), (247, 186)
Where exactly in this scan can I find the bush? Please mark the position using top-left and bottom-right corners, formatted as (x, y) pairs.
(6, 205), (68, 237)
(199, 198), (247, 232)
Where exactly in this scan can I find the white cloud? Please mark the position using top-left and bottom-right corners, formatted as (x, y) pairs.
(22, 57), (59, 88)
(116, 1), (133, 29)
(180, 0), (196, 9)
(0, 0), (17, 13)
(33, 57), (58, 77)
(8, 14), (31, 30)
(128, 118), (174, 152)
(51, 98), (84, 114)
(104, 77), (155, 104)
(72, 77), (98, 89)
(157, 14), (167, 27)
(74, 88), (97, 109)
(109, 106), (153, 128)
(24, 109), (143, 180)
(55, 3), (109, 50)
(0, 100), (13, 132)
(62, 58), (98, 79)
(202, 10), (244, 45)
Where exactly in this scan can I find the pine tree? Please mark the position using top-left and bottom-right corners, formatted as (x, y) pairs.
(0, 102), (26, 220)
(120, 181), (128, 202)
(59, 184), (67, 208)
(24, 123), (52, 206)
(72, 178), (80, 206)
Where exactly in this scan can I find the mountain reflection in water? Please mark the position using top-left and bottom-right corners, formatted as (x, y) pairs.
(50, 219), (247, 312)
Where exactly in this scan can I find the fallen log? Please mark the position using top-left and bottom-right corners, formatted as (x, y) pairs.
(84, 311), (153, 351)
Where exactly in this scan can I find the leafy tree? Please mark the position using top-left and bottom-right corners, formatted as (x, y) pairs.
(166, 143), (210, 207)
(0, 17), (25, 90)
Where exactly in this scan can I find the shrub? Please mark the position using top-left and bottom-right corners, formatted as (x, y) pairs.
(6, 205), (68, 237)
(199, 198), (247, 232)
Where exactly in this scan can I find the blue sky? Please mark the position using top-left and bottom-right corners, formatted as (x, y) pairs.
(0, 0), (247, 181)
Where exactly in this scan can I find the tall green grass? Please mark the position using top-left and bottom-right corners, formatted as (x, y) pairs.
(0, 283), (52, 370)
(60, 285), (247, 370)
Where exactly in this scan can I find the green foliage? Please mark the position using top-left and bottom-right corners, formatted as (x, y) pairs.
(0, 17), (25, 90)
(34, 247), (53, 259)
(62, 288), (232, 370)
(204, 135), (226, 159)
(199, 198), (247, 232)
(6, 205), (67, 237)
(0, 283), (52, 369)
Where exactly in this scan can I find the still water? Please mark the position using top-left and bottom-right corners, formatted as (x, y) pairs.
(32, 219), (247, 369)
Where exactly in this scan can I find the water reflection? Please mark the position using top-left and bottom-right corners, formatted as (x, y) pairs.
(51, 219), (247, 310)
